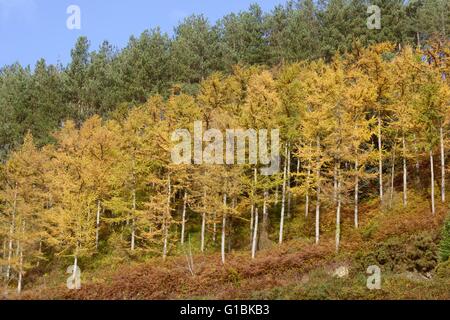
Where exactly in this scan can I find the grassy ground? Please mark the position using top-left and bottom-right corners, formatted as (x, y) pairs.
(11, 193), (450, 300)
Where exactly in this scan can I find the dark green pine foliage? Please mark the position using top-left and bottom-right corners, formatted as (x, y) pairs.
(218, 4), (269, 66)
(171, 15), (223, 88)
(0, 0), (449, 161)
(65, 36), (91, 123)
(117, 28), (172, 103)
(272, 0), (321, 62)
(0, 64), (32, 158)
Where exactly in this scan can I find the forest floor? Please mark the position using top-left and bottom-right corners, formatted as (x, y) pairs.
(12, 193), (450, 300)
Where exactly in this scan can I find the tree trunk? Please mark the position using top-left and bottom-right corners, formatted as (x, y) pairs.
(260, 190), (270, 247)
(213, 211), (217, 243)
(440, 126), (446, 203)
(403, 135), (407, 207)
(2, 240), (6, 276)
(279, 145), (288, 244)
(287, 146), (292, 219)
(335, 174), (341, 253)
(72, 253), (78, 289)
(131, 187), (136, 251)
(262, 190), (269, 232)
(251, 207), (259, 259)
(221, 194), (227, 265)
(201, 213), (206, 253)
(354, 158), (359, 229)
(131, 158), (137, 251)
(6, 187), (17, 280)
(305, 155), (311, 218)
(390, 148), (396, 207)
(228, 217), (233, 253)
(431, 150), (436, 215)
(378, 115), (384, 201)
(250, 168), (257, 243)
(250, 205), (254, 244)
(163, 175), (171, 260)
(95, 200), (101, 250)
(181, 191), (187, 246)
(17, 221), (26, 294)
(16, 241), (23, 294)
(200, 187), (207, 253)
(315, 137), (321, 245)
(414, 134), (420, 187)
(333, 162), (338, 203)
(275, 185), (279, 205)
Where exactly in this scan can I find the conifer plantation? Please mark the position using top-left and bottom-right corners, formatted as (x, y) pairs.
(0, 0), (450, 300)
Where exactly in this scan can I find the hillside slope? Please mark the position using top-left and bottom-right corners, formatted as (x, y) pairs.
(18, 197), (450, 300)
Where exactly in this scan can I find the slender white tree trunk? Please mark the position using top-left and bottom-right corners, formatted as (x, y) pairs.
(163, 224), (169, 258)
(250, 168), (257, 243)
(181, 191), (187, 246)
(305, 155), (311, 218)
(403, 135), (407, 207)
(201, 214), (206, 253)
(262, 190), (268, 231)
(16, 221), (26, 294)
(228, 199), (236, 253)
(378, 115), (384, 201)
(186, 235), (195, 276)
(221, 194), (227, 265)
(6, 187), (17, 280)
(390, 148), (396, 207)
(414, 134), (420, 172)
(2, 240), (6, 276)
(440, 126), (445, 203)
(279, 145), (288, 244)
(251, 207), (259, 259)
(201, 188), (207, 253)
(250, 205), (254, 243)
(72, 253), (78, 289)
(131, 187), (136, 251)
(287, 185), (292, 219)
(333, 162), (338, 202)
(16, 242), (23, 294)
(275, 186), (279, 205)
(95, 200), (101, 250)
(354, 158), (359, 228)
(130, 158), (137, 251)
(315, 137), (321, 245)
(259, 190), (270, 247)
(6, 226), (13, 281)
(70, 240), (80, 290)
(287, 147), (292, 219)
(213, 211), (217, 243)
(431, 150), (436, 215)
(335, 175), (341, 253)
(296, 157), (300, 215)
(413, 134), (421, 189)
(163, 175), (171, 260)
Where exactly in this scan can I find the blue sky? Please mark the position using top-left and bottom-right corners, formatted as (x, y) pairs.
(0, 0), (285, 68)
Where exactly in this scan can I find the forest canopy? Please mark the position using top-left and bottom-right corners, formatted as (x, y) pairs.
(0, 0), (449, 296)
(0, 0), (449, 157)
